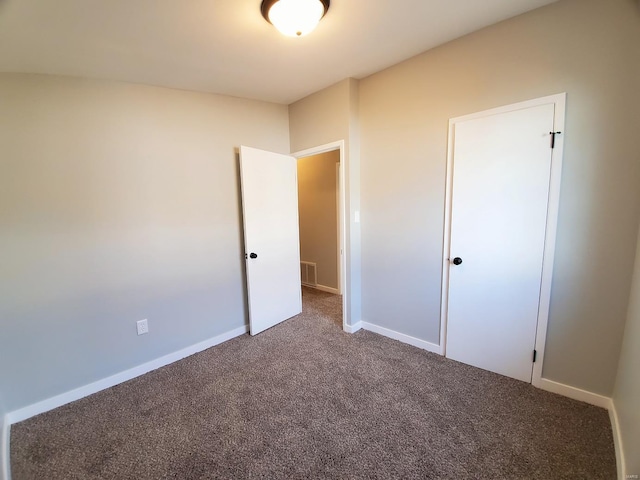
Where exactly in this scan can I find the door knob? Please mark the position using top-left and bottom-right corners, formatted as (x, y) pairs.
(452, 257), (463, 265)
(249, 253), (258, 259)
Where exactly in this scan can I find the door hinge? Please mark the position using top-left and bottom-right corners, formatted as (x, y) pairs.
(533, 349), (538, 363)
(550, 131), (562, 149)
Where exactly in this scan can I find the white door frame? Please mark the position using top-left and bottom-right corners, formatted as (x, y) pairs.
(292, 140), (348, 332)
(336, 161), (341, 295)
(440, 93), (566, 387)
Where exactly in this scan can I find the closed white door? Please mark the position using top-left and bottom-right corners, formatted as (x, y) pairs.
(445, 103), (555, 382)
(239, 146), (302, 336)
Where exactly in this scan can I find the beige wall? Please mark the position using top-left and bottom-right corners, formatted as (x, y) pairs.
(289, 78), (361, 325)
(289, 79), (350, 153)
(613, 224), (640, 476)
(0, 73), (290, 412)
(298, 151), (340, 290)
(359, 0), (640, 395)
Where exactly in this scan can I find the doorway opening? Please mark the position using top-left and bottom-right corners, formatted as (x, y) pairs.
(293, 141), (348, 332)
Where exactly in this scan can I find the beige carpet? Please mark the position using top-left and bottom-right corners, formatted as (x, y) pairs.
(11, 287), (616, 479)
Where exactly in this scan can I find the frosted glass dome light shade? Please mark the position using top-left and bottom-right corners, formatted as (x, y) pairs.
(261, 0), (330, 37)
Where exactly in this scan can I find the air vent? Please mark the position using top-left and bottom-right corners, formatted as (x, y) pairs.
(300, 261), (317, 287)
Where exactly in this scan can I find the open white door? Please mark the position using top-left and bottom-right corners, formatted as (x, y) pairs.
(239, 146), (302, 336)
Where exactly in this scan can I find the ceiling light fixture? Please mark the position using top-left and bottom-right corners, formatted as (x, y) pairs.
(261, 0), (330, 37)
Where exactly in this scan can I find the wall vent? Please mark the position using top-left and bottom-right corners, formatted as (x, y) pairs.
(300, 261), (317, 287)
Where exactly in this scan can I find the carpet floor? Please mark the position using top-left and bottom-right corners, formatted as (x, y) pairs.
(11, 287), (616, 479)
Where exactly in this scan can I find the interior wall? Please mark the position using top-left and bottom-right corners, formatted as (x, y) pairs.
(0, 406), (6, 480)
(0, 390), (5, 438)
(359, 0), (640, 395)
(289, 78), (361, 325)
(613, 223), (640, 476)
(0, 73), (290, 413)
(297, 151), (340, 290)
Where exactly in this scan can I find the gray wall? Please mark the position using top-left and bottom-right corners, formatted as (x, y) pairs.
(613, 223), (640, 475)
(0, 73), (290, 412)
(289, 78), (362, 326)
(0, 407), (6, 480)
(2, 0), (638, 419)
(0, 392), (5, 480)
(359, 0), (640, 395)
(298, 151), (340, 290)
(0, 389), (5, 429)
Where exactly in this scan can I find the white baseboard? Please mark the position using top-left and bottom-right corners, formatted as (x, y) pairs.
(304, 284), (340, 295)
(1, 415), (10, 480)
(361, 321), (443, 355)
(609, 402), (626, 480)
(537, 378), (624, 479)
(315, 284), (340, 295)
(1, 324), (624, 480)
(538, 378), (612, 409)
(344, 321), (362, 334)
(6, 325), (249, 426)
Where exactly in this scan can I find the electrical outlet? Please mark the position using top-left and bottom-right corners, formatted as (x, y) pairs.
(136, 319), (149, 336)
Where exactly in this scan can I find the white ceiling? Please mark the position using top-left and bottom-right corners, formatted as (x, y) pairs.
(0, 0), (557, 104)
